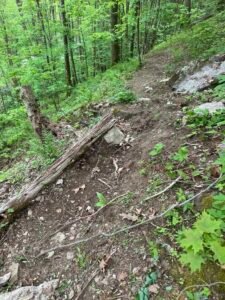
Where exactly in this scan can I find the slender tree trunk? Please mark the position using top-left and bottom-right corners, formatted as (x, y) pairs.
(35, 0), (50, 65)
(111, 0), (120, 65)
(60, 0), (73, 87)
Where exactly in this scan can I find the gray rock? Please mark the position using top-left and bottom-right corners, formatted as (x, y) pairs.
(9, 263), (19, 284)
(51, 232), (66, 244)
(104, 127), (124, 145)
(173, 59), (225, 93)
(0, 273), (11, 288)
(66, 252), (74, 260)
(0, 280), (58, 300)
(194, 102), (225, 114)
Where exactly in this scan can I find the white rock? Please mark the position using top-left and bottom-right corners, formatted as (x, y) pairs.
(51, 232), (66, 244)
(47, 251), (55, 259)
(195, 102), (225, 114)
(104, 127), (125, 145)
(68, 289), (75, 299)
(0, 273), (11, 288)
(9, 263), (19, 284)
(66, 252), (74, 260)
(27, 209), (32, 217)
(0, 280), (58, 300)
(56, 178), (63, 185)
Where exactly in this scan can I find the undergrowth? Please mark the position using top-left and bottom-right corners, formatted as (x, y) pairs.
(0, 59), (138, 183)
(154, 11), (225, 72)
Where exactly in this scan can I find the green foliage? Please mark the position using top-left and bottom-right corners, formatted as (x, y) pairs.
(177, 211), (225, 272)
(149, 143), (165, 157)
(172, 146), (189, 163)
(75, 247), (87, 269)
(155, 11), (225, 70)
(186, 287), (211, 300)
(95, 192), (107, 208)
(110, 89), (136, 104)
(135, 272), (157, 300)
(213, 75), (225, 99)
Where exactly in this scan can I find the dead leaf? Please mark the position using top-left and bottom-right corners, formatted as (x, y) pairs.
(120, 213), (138, 222)
(99, 250), (116, 272)
(148, 284), (160, 294)
(117, 271), (128, 282)
(210, 165), (220, 178)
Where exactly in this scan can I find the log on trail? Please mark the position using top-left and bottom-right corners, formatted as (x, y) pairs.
(0, 114), (116, 217)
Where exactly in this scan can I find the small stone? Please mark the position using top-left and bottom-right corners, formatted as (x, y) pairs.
(0, 272), (11, 288)
(47, 251), (55, 259)
(68, 289), (75, 299)
(27, 209), (32, 217)
(56, 209), (62, 214)
(56, 179), (63, 185)
(66, 252), (74, 260)
(104, 127), (125, 145)
(9, 262), (19, 284)
(39, 216), (44, 221)
(51, 232), (66, 244)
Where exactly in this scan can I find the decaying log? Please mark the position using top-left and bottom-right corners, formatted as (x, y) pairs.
(20, 85), (63, 139)
(0, 114), (116, 217)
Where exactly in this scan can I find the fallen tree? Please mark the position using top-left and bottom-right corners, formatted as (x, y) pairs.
(0, 114), (116, 218)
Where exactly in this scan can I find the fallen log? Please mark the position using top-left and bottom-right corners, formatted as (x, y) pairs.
(0, 114), (116, 217)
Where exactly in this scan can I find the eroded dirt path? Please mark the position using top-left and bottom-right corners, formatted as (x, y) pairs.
(0, 51), (224, 299)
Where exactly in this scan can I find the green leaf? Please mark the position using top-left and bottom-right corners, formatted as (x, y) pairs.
(209, 240), (225, 264)
(179, 229), (203, 254)
(180, 250), (205, 272)
(149, 143), (165, 157)
(95, 192), (107, 208)
(172, 147), (189, 163)
(194, 211), (222, 234)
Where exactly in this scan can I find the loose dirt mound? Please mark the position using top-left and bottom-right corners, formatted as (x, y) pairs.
(0, 52), (224, 299)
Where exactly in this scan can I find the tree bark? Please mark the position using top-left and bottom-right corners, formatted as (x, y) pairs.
(20, 86), (62, 140)
(60, 0), (73, 87)
(111, 0), (120, 65)
(0, 114), (116, 217)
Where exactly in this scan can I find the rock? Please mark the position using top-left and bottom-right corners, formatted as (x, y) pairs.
(9, 263), (19, 284)
(66, 252), (74, 260)
(68, 289), (75, 299)
(104, 127), (124, 145)
(27, 209), (32, 217)
(0, 280), (58, 300)
(47, 251), (55, 259)
(173, 59), (225, 93)
(0, 272), (11, 288)
(194, 102), (225, 114)
(51, 232), (66, 244)
(56, 178), (63, 185)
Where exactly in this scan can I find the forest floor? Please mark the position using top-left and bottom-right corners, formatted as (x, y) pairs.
(0, 50), (225, 300)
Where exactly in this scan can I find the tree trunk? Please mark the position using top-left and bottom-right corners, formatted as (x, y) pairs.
(0, 114), (116, 217)
(111, 0), (120, 65)
(60, 0), (73, 87)
(20, 86), (62, 140)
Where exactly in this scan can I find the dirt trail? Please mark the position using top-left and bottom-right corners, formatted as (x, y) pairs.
(0, 52), (224, 299)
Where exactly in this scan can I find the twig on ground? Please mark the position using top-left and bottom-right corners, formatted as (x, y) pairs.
(176, 281), (225, 300)
(98, 178), (112, 189)
(36, 176), (221, 258)
(37, 192), (130, 246)
(75, 269), (99, 300)
(144, 176), (181, 201)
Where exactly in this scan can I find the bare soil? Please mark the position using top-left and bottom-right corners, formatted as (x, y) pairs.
(0, 51), (224, 299)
